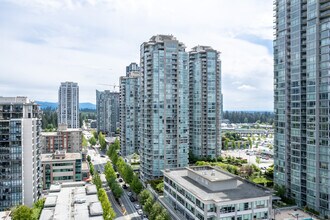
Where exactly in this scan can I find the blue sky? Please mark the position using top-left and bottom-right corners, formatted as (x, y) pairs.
(0, 0), (273, 111)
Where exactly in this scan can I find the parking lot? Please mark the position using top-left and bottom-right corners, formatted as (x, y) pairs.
(223, 149), (273, 169)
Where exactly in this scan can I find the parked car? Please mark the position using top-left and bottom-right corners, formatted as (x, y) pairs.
(134, 204), (141, 210)
(118, 178), (123, 182)
(127, 192), (132, 197)
(137, 209), (143, 215)
(122, 184), (128, 189)
(129, 196), (136, 202)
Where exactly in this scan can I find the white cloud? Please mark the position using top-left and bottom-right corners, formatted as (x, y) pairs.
(0, 0), (274, 110)
(238, 85), (257, 91)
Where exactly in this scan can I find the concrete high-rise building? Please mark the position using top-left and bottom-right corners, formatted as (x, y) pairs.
(0, 97), (42, 210)
(140, 35), (189, 181)
(189, 46), (222, 159)
(120, 71), (141, 156)
(96, 90), (119, 135)
(274, 0), (330, 216)
(58, 82), (79, 129)
(126, 62), (140, 76)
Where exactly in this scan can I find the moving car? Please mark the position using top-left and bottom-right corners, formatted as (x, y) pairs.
(134, 204), (141, 210)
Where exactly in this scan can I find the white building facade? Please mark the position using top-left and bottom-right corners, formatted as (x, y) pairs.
(58, 82), (79, 129)
(163, 166), (272, 220)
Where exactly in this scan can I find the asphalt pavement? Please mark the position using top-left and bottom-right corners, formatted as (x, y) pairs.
(87, 144), (142, 220)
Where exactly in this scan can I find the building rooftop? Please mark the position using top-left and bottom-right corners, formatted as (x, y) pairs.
(164, 166), (272, 203)
(82, 161), (89, 172)
(41, 152), (82, 162)
(0, 96), (34, 104)
(0, 211), (11, 220)
(40, 182), (103, 220)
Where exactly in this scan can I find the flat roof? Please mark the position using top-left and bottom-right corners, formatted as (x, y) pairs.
(187, 166), (234, 182)
(164, 166), (272, 203)
(41, 153), (81, 162)
(82, 161), (89, 171)
(0, 211), (11, 220)
(40, 183), (103, 220)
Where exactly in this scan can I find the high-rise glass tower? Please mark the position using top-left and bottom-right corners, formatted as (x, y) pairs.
(120, 70), (141, 156)
(274, 0), (330, 215)
(58, 82), (79, 128)
(0, 97), (42, 210)
(96, 90), (120, 136)
(189, 46), (222, 159)
(140, 35), (189, 181)
(126, 62), (140, 76)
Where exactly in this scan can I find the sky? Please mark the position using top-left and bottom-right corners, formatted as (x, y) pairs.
(0, 0), (274, 111)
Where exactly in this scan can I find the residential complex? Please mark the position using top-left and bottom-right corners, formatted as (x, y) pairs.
(120, 70), (141, 156)
(126, 62), (140, 76)
(40, 182), (103, 220)
(96, 90), (120, 135)
(139, 35), (189, 181)
(58, 82), (79, 129)
(189, 46), (222, 159)
(40, 124), (82, 153)
(274, 0), (330, 216)
(0, 97), (42, 210)
(163, 166), (272, 220)
(41, 151), (88, 189)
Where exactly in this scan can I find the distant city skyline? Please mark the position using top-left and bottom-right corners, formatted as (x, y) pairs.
(0, 0), (273, 110)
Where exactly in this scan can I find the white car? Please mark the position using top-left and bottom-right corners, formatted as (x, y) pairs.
(137, 209), (143, 215)
(134, 204), (140, 210)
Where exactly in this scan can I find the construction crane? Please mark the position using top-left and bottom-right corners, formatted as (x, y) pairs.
(97, 84), (119, 92)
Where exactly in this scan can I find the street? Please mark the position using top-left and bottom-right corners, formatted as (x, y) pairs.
(85, 129), (143, 220)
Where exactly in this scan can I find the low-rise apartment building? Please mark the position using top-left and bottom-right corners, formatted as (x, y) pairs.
(40, 182), (103, 220)
(41, 151), (88, 189)
(41, 124), (82, 153)
(163, 166), (272, 220)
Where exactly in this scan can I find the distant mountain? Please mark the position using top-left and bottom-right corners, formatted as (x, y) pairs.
(36, 101), (96, 110)
(36, 101), (57, 109)
(80, 102), (96, 110)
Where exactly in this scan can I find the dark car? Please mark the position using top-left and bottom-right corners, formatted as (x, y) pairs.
(129, 196), (136, 202)
(122, 184), (128, 189)
(118, 178), (123, 182)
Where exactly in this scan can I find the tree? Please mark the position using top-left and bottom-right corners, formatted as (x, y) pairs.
(93, 172), (102, 190)
(131, 175), (143, 195)
(93, 131), (98, 140)
(143, 197), (154, 214)
(31, 198), (46, 220)
(224, 139), (229, 150)
(248, 137), (252, 149)
(12, 205), (32, 220)
(89, 136), (97, 146)
(123, 165), (134, 184)
(139, 190), (153, 206)
(256, 157), (261, 164)
(112, 182), (123, 199)
(156, 182), (164, 193)
(104, 162), (116, 183)
(89, 163), (95, 176)
(99, 132), (107, 150)
(82, 136), (88, 148)
(87, 155), (91, 163)
(156, 209), (171, 220)
(98, 188), (116, 220)
(231, 141), (236, 149)
(149, 202), (163, 220)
